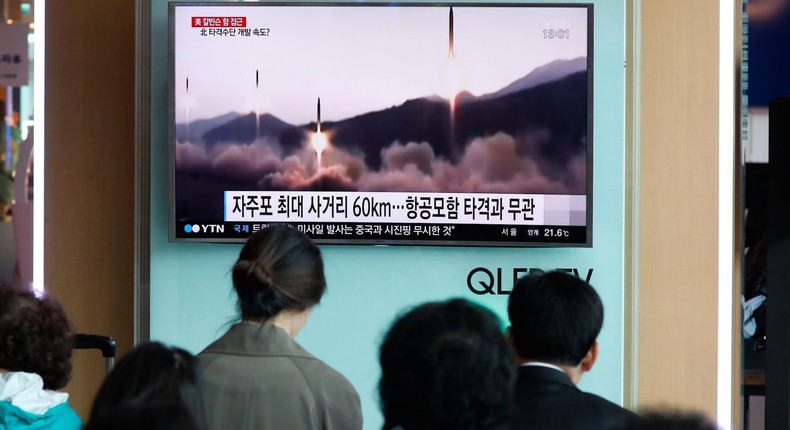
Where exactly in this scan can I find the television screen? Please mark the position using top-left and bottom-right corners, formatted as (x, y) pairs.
(169, 2), (593, 246)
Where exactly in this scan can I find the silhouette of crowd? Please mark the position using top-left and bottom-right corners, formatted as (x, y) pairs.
(0, 226), (719, 430)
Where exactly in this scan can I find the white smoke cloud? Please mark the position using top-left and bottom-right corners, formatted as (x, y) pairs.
(261, 141), (368, 189)
(358, 132), (586, 194)
(381, 141), (435, 175)
(211, 140), (283, 180)
(176, 138), (284, 180)
(176, 130), (585, 194)
(175, 142), (211, 170)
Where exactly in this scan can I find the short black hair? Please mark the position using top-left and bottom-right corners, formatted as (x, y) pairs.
(379, 298), (515, 430)
(85, 402), (202, 430)
(507, 270), (603, 365)
(88, 342), (206, 429)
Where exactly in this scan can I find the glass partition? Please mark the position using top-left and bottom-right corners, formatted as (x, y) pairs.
(0, 0), (37, 290)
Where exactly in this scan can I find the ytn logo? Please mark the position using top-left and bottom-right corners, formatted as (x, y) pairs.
(183, 224), (225, 234)
(467, 267), (594, 295)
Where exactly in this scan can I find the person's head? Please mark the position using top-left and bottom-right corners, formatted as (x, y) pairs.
(88, 341), (205, 429)
(0, 284), (73, 390)
(379, 298), (515, 430)
(507, 270), (604, 367)
(232, 225), (326, 322)
(623, 410), (719, 430)
(85, 402), (202, 430)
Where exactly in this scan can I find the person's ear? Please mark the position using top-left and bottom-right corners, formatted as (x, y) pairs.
(580, 341), (599, 372)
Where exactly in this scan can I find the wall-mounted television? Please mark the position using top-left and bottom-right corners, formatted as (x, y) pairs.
(169, 2), (593, 246)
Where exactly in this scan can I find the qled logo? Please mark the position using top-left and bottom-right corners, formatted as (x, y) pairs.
(467, 267), (594, 295)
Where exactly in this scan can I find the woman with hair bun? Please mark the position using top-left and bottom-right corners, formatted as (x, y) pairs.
(198, 225), (362, 430)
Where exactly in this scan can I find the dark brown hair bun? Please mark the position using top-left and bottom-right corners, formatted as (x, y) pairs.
(231, 225), (326, 320)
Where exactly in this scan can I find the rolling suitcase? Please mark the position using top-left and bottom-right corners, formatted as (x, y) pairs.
(73, 333), (116, 374)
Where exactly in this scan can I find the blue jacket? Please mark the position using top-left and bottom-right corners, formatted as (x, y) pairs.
(0, 401), (81, 430)
(0, 372), (81, 430)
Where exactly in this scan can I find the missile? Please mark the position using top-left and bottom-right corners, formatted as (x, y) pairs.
(317, 97), (321, 131)
(256, 69), (259, 89)
(186, 77), (189, 92)
(449, 7), (455, 58)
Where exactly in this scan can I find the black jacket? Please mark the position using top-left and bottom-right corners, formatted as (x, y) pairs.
(511, 365), (634, 430)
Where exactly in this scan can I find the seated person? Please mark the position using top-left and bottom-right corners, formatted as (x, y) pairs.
(507, 271), (634, 430)
(85, 341), (205, 430)
(0, 284), (81, 430)
(379, 298), (515, 430)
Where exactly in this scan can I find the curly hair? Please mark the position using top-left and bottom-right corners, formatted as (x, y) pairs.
(0, 284), (74, 390)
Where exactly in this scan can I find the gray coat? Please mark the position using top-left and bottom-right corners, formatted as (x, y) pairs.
(198, 321), (363, 430)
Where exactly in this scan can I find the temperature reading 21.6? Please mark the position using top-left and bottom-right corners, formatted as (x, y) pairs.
(542, 28), (570, 40)
(544, 228), (570, 238)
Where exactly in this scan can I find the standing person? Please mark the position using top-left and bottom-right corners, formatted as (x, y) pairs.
(85, 341), (206, 430)
(378, 298), (515, 430)
(0, 284), (81, 430)
(507, 271), (634, 430)
(198, 225), (362, 430)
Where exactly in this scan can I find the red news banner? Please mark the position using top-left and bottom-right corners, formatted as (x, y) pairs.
(192, 17), (247, 28)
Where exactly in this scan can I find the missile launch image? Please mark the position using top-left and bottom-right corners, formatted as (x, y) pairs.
(449, 7), (455, 58)
(174, 4), (590, 218)
(183, 76), (191, 142)
(255, 69), (262, 138)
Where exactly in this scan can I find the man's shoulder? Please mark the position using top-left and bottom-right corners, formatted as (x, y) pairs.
(512, 379), (633, 430)
(577, 390), (633, 417)
(515, 365), (577, 393)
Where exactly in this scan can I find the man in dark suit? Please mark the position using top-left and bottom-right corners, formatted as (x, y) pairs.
(507, 270), (634, 430)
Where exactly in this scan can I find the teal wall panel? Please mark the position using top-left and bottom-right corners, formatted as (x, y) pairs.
(148, 1), (626, 428)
